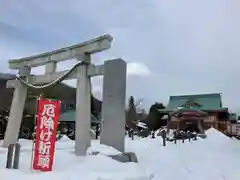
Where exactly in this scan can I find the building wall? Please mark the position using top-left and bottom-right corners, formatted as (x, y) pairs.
(168, 112), (229, 133)
(170, 115), (217, 124)
(169, 114), (222, 131)
(204, 115), (215, 123)
(226, 122), (240, 136)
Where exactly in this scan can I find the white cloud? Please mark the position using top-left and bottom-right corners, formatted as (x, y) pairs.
(63, 77), (103, 100)
(1, 0), (240, 110)
(63, 62), (151, 101)
(90, 62), (152, 100)
(127, 62), (151, 77)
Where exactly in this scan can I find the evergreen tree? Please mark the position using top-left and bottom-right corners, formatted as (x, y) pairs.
(144, 102), (165, 131)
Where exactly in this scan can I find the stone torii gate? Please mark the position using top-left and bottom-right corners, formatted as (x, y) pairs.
(2, 34), (127, 156)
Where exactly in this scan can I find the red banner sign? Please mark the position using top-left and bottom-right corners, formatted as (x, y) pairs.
(32, 98), (61, 172)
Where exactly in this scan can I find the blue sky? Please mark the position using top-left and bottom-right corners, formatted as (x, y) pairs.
(0, 0), (240, 111)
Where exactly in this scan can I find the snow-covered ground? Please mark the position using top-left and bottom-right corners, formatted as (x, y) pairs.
(1, 128), (240, 180)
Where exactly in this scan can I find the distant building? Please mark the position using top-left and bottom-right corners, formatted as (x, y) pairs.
(59, 110), (100, 125)
(226, 113), (240, 137)
(158, 93), (229, 134)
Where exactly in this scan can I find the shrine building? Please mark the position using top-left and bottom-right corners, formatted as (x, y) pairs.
(158, 93), (229, 134)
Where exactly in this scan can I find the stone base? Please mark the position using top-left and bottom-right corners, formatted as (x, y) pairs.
(90, 151), (138, 163)
(198, 134), (207, 139)
(110, 152), (138, 163)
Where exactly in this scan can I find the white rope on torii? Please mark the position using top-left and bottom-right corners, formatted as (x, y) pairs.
(16, 61), (88, 89)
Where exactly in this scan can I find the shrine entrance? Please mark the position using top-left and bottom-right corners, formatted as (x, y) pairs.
(170, 107), (207, 135)
(183, 120), (200, 133)
(2, 34), (127, 156)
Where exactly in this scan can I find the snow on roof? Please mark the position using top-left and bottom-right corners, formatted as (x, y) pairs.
(136, 121), (148, 129)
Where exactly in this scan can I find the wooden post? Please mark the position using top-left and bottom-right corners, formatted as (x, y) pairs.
(95, 124), (99, 139)
(193, 132), (197, 140)
(6, 144), (14, 169)
(162, 130), (166, 146)
(181, 131), (185, 143)
(13, 143), (21, 169)
(173, 131), (177, 144)
(131, 129), (134, 140)
(151, 131), (155, 139)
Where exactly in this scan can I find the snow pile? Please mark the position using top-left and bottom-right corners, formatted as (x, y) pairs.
(205, 127), (230, 141)
(126, 128), (240, 180)
(87, 143), (122, 156)
(0, 138), (152, 180)
(60, 135), (72, 141)
(1, 127), (240, 180)
(166, 128), (175, 139)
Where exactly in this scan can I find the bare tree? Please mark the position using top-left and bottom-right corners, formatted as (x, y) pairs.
(135, 98), (143, 113)
(134, 99), (147, 122)
(126, 96), (137, 137)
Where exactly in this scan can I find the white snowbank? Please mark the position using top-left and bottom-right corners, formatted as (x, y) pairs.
(87, 143), (122, 156)
(205, 127), (230, 141)
(0, 138), (151, 180)
(60, 135), (72, 141)
(126, 128), (240, 180)
(1, 127), (240, 180)
(0, 155), (150, 180)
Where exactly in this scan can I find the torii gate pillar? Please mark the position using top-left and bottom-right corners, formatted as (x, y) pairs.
(2, 66), (31, 148)
(100, 60), (126, 152)
(75, 54), (91, 155)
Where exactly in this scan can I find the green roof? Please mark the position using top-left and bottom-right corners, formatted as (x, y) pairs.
(171, 107), (207, 114)
(159, 93), (228, 113)
(59, 110), (100, 124)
